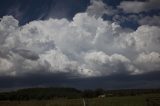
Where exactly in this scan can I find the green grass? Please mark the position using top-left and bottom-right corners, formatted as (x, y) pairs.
(0, 93), (160, 106)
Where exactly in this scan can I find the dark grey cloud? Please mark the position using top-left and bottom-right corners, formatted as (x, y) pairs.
(0, 71), (160, 91)
(139, 15), (160, 26)
(12, 49), (39, 60)
(118, 0), (160, 13)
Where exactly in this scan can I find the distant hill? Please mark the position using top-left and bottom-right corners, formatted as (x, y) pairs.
(0, 87), (160, 100)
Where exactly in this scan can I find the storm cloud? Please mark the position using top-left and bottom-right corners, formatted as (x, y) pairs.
(0, 0), (160, 90)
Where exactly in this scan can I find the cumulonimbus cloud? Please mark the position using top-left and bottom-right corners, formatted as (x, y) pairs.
(0, 0), (160, 77)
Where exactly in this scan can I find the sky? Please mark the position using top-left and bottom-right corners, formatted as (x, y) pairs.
(0, 0), (160, 91)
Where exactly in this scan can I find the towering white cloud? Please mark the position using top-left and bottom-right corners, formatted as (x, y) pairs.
(134, 52), (160, 73)
(40, 49), (78, 73)
(118, 25), (160, 52)
(0, 57), (13, 75)
(87, 0), (117, 18)
(0, 1), (160, 77)
(84, 51), (135, 76)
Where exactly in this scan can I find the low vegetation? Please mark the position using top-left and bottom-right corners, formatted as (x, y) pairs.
(0, 87), (160, 106)
(0, 94), (160, 106)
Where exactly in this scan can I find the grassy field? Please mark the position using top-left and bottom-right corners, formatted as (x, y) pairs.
(0, 93), (160, 106)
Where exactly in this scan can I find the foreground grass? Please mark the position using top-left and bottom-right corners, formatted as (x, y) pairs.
(0, 99), (83, 106)
(0, 93), (160, 106)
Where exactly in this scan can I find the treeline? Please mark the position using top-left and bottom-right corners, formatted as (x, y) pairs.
(0, 87), (160, 100)
(105, 89), (160, 96)
(82, 88), (160, 98)
(0, 88), (82, 100)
